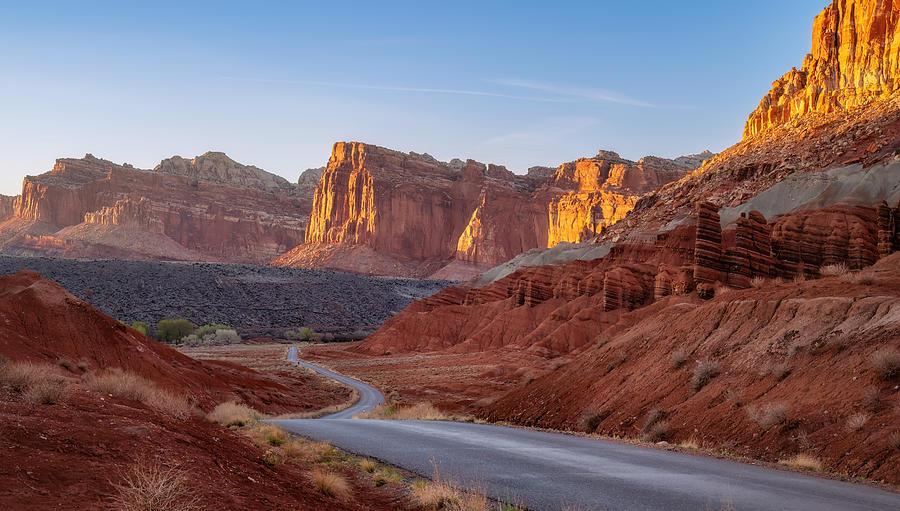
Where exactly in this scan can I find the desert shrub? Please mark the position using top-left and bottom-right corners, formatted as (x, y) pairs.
(578, 408), (608, 433)
(0, 360), (62, 392)
(359, 459), (377, 473)
(819, 263), (849, 277)
(111, 460), (201, 511)
(24, 380), (70, 404)
(208, 401), (260, 427)
(845, 412), (870, 432)
(262, 449), (279, 466)
(297, 327), (314, 341)
(194, 323), (231, 339)
(778, 454), (822, 472)
(311, 468), (351, 499)
(605, 351), (627, 374)
(85, 369), (192, 418)
(669, 348), (689, 369)
(641, 408), (669, 441)
(725, 388), (744, 407)
(130, 321), (150, 336)
(156, 319), (194, 342)
(759, 362), (791, 381)
(872, 349), (900, 380)
(214, 329), (241, 344)
(691, 360), (720, 391)
(889, 431), (900, 450)
(748, 403), (789, 429)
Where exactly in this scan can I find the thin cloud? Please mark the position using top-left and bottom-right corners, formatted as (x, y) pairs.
(490, 78), (673, 108)
(219, 76), (571, 103)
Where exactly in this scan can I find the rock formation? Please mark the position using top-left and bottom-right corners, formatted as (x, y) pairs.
(0, 153), (316, 263)
(744, 0), (900, 138)
(274, 143), (700, 278)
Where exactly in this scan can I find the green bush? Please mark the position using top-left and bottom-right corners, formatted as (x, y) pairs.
(130, 321), (150, 336)
(156, 319), (194, 342)
(195, 323), (232, 340)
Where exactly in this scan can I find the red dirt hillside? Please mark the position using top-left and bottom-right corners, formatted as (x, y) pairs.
(482, 252), (900, 484)
(0, 270), (407, 510)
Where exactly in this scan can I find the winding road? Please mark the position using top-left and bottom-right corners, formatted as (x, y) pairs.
(276, 347), (900, 511)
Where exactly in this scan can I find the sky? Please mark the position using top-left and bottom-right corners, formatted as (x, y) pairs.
(0, 0), (828, 196)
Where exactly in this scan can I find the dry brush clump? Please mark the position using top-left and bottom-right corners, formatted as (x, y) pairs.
(691, 360), (720, 392)
(669, 348), (689, 369)
(778, 453), (822, 472)
(747, 403), (790, 429)
(357, 402), (462, 421)
(819, 263), (849, 277)
(85, 369), (193, 418)
(0, 360), (70, 404)
(208, 401), (261, 427)
(311, 468), (351, 499)
(110, 459), (202, 511)
(871, 349), (900, 380)
(845, 412), (870, 432)
(578, 408), (608, 433)
(641, 408), (669, 442)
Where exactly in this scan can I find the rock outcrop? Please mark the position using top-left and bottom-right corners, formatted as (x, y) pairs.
(0, 195), (16, 219)
(0, 153), (316, 263)
(274, 143), (699, 277)
(744, 0), (900, 138)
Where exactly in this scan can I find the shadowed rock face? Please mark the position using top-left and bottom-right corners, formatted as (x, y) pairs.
(274, 142), (703, 277)
(0, 153), (315, 264)
(744, 0), (900, 138)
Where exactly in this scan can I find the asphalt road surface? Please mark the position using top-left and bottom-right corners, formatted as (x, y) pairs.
(278, 350), (900, 511)
(285, 346), (383, 418)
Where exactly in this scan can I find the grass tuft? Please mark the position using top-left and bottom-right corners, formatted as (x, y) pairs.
(208, 401), (261, 427)
(747, 403), (789, 429)
(691, 360), (720, 392)
(779, 453), (822, 472)
(872, 349), (900, 380)
(85, 369), (193, 418)
(845, 412), (870, 432)
(311, 468), (351, 499)
(111, 459), (201, 511)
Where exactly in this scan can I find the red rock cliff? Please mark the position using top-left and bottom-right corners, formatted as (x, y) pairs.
(744, 0), (900, 137)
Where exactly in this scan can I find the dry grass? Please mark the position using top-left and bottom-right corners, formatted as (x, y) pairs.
(111, 459), (202, 511)
(747, 403), (789, 429)
(208, 401), (261, 427)
(759, 362), (791, 381)
(819, 263), (849, 277)
(691, 360), (720, 391)
(845, 412), (870, 432)
(246, 424), (289, 447)
(749, 276), (767, 288)
(311, 468), (351, 499)
(85, 369), (193, 418)
(24, 379), (70, 404)
(872, 349), (900, 380)
(889, 431), (900, 450)
(374, 466), (404, 486)
(778, 453), (823, 472)
(641, 409), (669, 442)
(669, 348), (689, 369)
(679, 437), (702, 450)
(0, 360), (63, 392)
(840, 271), (875, 285)
(411, 462), (492, 511)
(356, 402), (461, 421)
(359, 458), (377, 473)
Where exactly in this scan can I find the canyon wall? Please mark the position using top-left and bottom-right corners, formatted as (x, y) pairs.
(744, 0), (900, 137)
(1, 153), (315, 263)
(274, 143), (701, 277)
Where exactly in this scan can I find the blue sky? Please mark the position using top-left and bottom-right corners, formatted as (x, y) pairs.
(0, 1), (827, 195)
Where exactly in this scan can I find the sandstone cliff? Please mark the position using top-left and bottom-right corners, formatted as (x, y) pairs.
(744, 0), (900, 137)
(0, 153), (315, 263)
(273, 143), (697, 277)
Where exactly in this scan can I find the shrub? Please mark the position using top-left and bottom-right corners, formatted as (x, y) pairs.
(819, 263), (849, 277)
(359, 459), (377, 473)
(641, 408), (669, 442)
(691, 360), (720, 391)
(130, 321), (150, 336)
(57, 357), (76, 372)
(111, 460), (201, 511)
(156, 319), (194, 342)
(194, 323), (231, 339)
(759, 362), (791, 381)
(214, 329), (241, 344)
(262, 449), (279, 467)
(669, 348), (689, 369)
(748, 403), (789, 429)
(889, 431), (900, 450)
(85, 369), (193, 418)
(845, 412), (870, 432)
(24, 380), (70, 404)
(778, 454), (822, 472)
(872, 349), (900, 380)
(0, 360), (62, 392)
(246, 424), (288, 447)
(311, 468), (351, 499)
(578, 408), (607, 433)
(208, 401), (260, 427)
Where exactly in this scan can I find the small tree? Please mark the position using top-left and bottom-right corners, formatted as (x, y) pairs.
(195, 323), (231, 340)
(297, 327), (314, 341)
(130, 321), (150, 337)
(156, 319), (194, 342)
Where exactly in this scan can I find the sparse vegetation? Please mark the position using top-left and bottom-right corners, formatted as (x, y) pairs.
(111, 459), (201, 511)
(578, 408), (607, 433)
(24, 379), (70, 404)
(691, 360), (720, 391)
(679, 437), (702, 450)
(246, 424), (289, 447)
(374, 466), (403, 486)
(311, 468), (351, 499)
(889, 431), (900, 450)
(641, 408), (669, 442)
(208, 401), (261, 427)
(194, 323), (232, 339)
(872, 349), (900, 380)
(779, 454), (822, 472)
(759, 362), (791, 381)
(356, 402), (462, 421)
(284, 327), (315, 341)
(359, 459), (377, 473)
(156, 319), (194, 342)
(0, 360), (69, 403)
(845, 412), (870, 432)
(85, 368), (193, 418)
(410, 464), (491, 511)
(261, 449), (279, 466)
(749, 275), (767, 288)
(669, 348), (689, 369)
(747, 403), (789, 429)
(819, 263), (849, 277)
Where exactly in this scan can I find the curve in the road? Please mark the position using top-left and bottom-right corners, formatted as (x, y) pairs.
(279, 348), (900, 511)
(285, 346), (384, 419)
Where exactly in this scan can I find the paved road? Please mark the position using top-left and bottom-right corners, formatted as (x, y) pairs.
(278, 351), (900, 511)
(285, 346), (383, 418)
